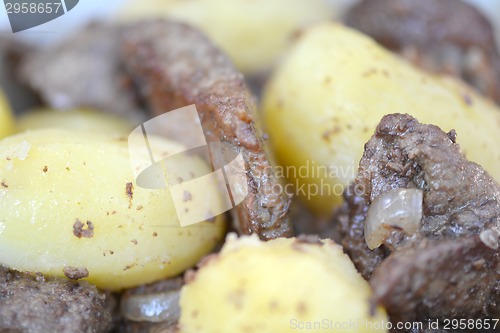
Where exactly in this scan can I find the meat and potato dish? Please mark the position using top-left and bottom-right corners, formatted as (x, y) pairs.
(0, 0), (499, 332)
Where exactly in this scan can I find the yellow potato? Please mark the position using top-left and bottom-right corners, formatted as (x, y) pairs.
(180, 234), (388, 333)
(0, 90), (15, 139)
(17, 108), (133, 135)
(117, 0), (332, 74)
(262, 22), (500, 215)
(0, 129), (226, 290)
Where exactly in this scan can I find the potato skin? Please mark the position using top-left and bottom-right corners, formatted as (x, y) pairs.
(262, 22), (500, 215)
(0, 90), (15, 139)
(117, 0), (332, 74)
(17, 108), (133, 135)
(0, 129), (225, 290)
(180, 234), (387, 333)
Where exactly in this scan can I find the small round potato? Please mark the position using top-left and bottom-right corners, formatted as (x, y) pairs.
(17, 108), (133, 135)
(263, 23), (500, 215)
(0, 90), (15, 139)
(0, 129), (225, 290)
(180, 234), (388, 333)
(117, 0), (333, 74)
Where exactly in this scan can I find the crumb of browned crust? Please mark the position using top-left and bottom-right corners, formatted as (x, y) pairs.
(295, 234), (322, 245)
(126, 182), (134, 208)
(126, 182), (134, 198)
(73, 219), (94, 238)
(63, 266), (89, 280)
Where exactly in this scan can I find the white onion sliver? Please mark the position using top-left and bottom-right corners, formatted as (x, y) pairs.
(364, 188), (423, 250)
(120, 290), (181, 323)
(479, 229), (499, 250)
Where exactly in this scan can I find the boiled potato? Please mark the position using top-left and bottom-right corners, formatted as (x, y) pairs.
(117, 0), (333, 74)
(0, 129), (225, 290)
(17, 108), (133, 135)
(0, 90), (15, 139)
(262, 22), (500, 215)
(180, 234), (388, 333)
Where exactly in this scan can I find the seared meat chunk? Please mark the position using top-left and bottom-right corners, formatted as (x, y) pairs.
(0, 37), (39, 113)
(357, 113), (500, 241)
(20, 23), (141, 120)
(335, 186), (385, 280)
(346, 0), (500, 103)
(338, 113), (500, 322)
(0, 266), (112, 333)
(371, 236), (499, 322)
(121, 20), (292, 240)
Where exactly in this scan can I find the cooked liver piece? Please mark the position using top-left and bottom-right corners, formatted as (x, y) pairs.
(20, 23), (141, 120)
(346, 0), (500, 104)
(338, 113), (500, 323)
(0, 266), (112, 333)
(121, 20), (292, 240)
(357, 113), (500, 241)
(335, 185), (386, 280)
(371, 236), (499, 323)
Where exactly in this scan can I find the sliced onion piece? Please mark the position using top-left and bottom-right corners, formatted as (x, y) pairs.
(120, 289), (181, 324)
(479, 229), (499, 250)
(364, 188), (423, 250)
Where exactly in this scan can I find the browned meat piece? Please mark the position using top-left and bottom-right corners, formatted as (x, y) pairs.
(334, 185), (385, 280)
(20, 23), (142, 121)
(121, 20), (292, 240)
(372, 236), (499, 322)
(357, 113), (500, 241)
(0, 266), (112, 333)
(338, 113), (500, 323)
(0, 37), (40, 113)
(346, 0), (500, 104)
